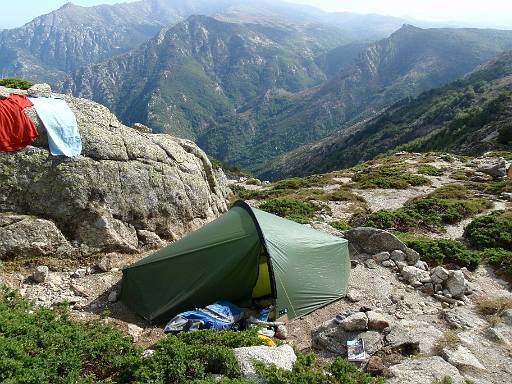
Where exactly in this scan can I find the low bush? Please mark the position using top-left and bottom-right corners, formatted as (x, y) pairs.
(259, 199), (321, 223)
(352, 165), (431, 189)
(256, 352), (383, 384)
(405, 238), (481, 270)
(418, 165), (444, 176)
(330, 220), (352, 231)
(324, 188), (366, 202)
(480, 248), (512, 279)
(464, 210), (512, 250)
(0, 77), (34, 90)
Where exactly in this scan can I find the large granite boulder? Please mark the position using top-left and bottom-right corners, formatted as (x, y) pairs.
(0, 85), (228, 256)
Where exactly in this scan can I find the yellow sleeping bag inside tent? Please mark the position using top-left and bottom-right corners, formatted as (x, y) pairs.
(252, 254), (272, 298)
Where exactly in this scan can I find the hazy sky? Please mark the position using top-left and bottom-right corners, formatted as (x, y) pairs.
(1, 0), (512, 29)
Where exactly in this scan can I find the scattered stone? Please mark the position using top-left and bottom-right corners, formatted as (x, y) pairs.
(501, 192), (512, 201)
(275, 324), (288, 340)
(341, 312), (368, 331)
(346, 291), (361, 303)
(234, 345), (296, 381)
(445, 270), (466, 299)
(71, 268), (87, 278)
(419, 283), (434, 295)
(441, 345), (486, 371)
(367, 311), (390, 331)
(32, 266), (49, 283)
(364, 259), (378, 269)
(387, 356), (465, 384)
(344, 228), (407, 255)
(477, 157), (506, 178)
(390, 250), (406, 262)
(373, 251), (391, 262)
(404, 248), (421, 265)
(430, 266), (449, 284)
(395, 261), (407, 271)
(108, 290), (119, 303)
(127, 323), (143, 342)
(401, 266), (430, 285)
(414, 260), (428, 271)
(137, 229), (164, 250)
(97, 255), (113, 272)
(382, 259), (395, 268)
(70, 283), (88, 297)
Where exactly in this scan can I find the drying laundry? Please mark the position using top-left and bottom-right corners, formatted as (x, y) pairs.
(29, 97), (81, 157)
(0, 93), (38, 152)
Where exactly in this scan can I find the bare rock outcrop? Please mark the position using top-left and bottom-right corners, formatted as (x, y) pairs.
(0, 85), (229, 257)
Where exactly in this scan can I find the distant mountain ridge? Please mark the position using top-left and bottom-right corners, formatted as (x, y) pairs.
(259, 50), (512, 180)
(0, 0), (408, 83)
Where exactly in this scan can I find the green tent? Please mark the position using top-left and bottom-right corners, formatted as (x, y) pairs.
(120, 201), (350, 322)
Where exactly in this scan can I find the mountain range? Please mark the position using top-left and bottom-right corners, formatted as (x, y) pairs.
(1, 0), (512, 179)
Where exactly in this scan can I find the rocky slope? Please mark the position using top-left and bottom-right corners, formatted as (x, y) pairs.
(261, 49), (512, 180)
(0, 84), (229, 258)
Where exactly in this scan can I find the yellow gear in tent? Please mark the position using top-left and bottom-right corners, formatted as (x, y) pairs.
(257, 334), (276, 347)
(252, 254), (272, 298)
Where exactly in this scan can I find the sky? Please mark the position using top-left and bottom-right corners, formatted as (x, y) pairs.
(1, 0), (512, 29)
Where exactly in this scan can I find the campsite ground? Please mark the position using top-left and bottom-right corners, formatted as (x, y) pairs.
(1, 152), (511, 383)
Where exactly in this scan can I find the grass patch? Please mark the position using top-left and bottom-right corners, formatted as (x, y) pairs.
(434, 330), (460, 355)
(404, 237), (481, 270)
(352, 165), (431, 189)
(474, 296), (512, 326)
(256, 352), (383, 384)
(258, 199), (322, 224)
(0, 77), (33, 90)
(323, 188), (366, 203)
(418, 165), (444, 176)
(466, 179), (512, 195)
(464, 210), (512, 250)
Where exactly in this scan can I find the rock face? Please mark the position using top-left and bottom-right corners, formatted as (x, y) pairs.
(387, 356), (465, 384)
(0, 85), (228, 257)
(477, 157), (506, 178)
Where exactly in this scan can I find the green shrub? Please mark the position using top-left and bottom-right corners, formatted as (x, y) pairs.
(418, 165), (444, 176)
(330, 220), (352, 231)
(324, 188), (366, 202)
(480, 248), (512, 279)
(405, 238), (481, 270)
(0, 287), (141, 383)
(256, 352), (383, 384)
(464, 210), (512, 250)
(0, 77), (34, 90)
(352, 165), (431, 189)
(259, 199), (320, 223)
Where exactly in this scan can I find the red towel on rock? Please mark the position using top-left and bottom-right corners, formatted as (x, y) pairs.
(0, 93), (38, 152)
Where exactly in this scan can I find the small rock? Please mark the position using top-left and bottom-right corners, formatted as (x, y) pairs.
(234, 345), (296, 381)
(445, 270), (466, 299)
(414, 260), (428, 271)
(390, 250), (406, 262)
(70, 283), (88, 297)
(364, 259), (378, 269)
(97, 255), (113, 272)
(32, 266), (49, 283)
(373, 251), (390, 262)
(275, 324), (288, 339)
(401, 266), (430, 285)
(346, 291), (361, 303)
(419, 283), (434, 295)
(108, 290), (119, 303)
(502, 309), (512, 326)
(441, 345), (486, 371)
(430, 266), (449, 281)
(477, 157), (506, 178)
(382, 259), (395, 268)
(341, 312), (368, 332)
(367, 355), (385, 375)
(131, 123), (152, 133)
(395, 261), (407, 271)
(71, 268), (87, 278)
(127, 323), (143, 341)
(404, 248), (421, 265)
(367, 311), (390, 331)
